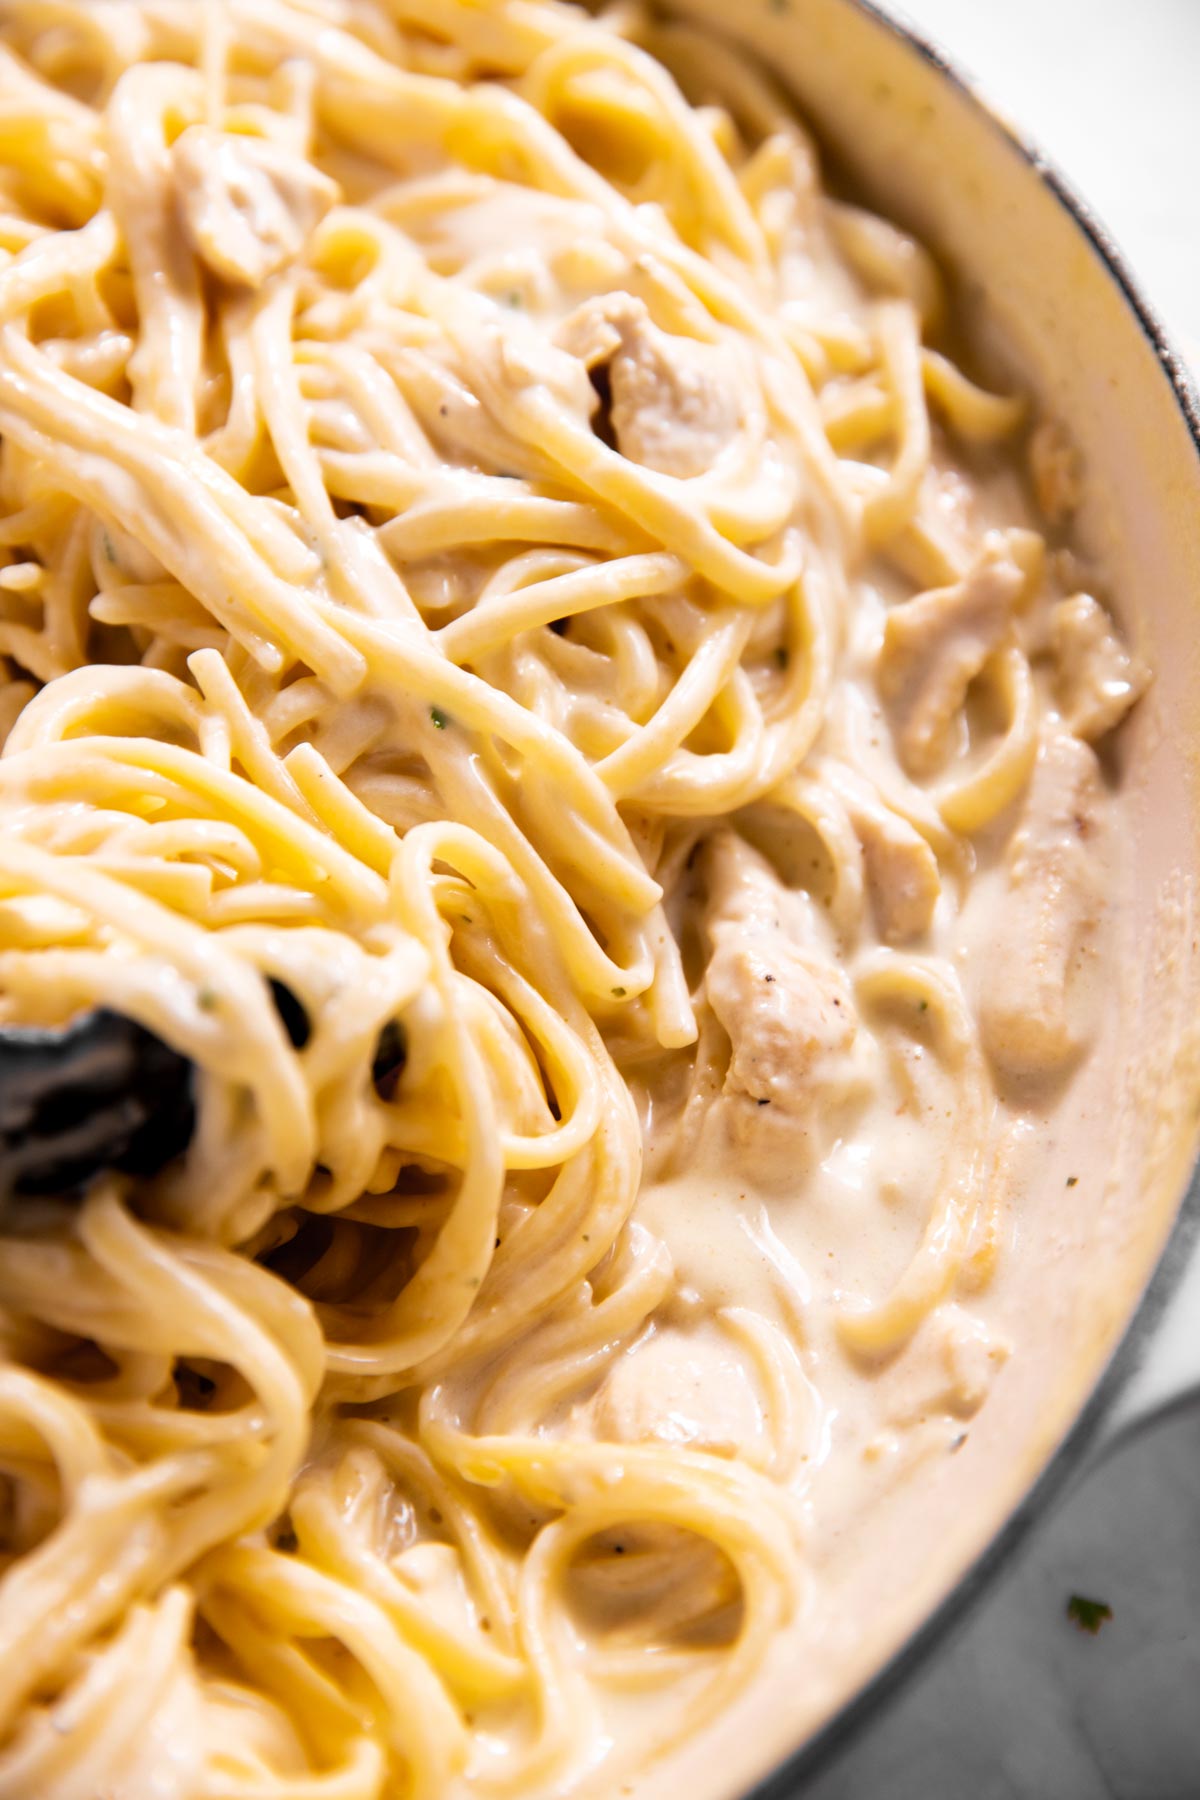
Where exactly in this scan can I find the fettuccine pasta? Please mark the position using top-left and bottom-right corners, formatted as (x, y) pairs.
(0, 2), (1146, 1796)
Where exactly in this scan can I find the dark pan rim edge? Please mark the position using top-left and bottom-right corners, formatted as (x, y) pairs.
(740, 1), (1200, 1794)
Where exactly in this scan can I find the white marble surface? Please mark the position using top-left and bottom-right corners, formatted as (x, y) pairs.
(799, 3), (1200, 1794)
(892, 0), (1200, 356)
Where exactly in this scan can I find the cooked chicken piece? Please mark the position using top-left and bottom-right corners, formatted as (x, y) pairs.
(878, 545), (1026, 777)
(702, 832), (861, 1144)
(979, 730), (1105, 1083)
(171, 126), (339, 289)
(556, 294), (628, 369)
(858, 812), (939, 942)
(1028, 417), (1083, 524)
(829, 767), (940, 940)
(936, 1307), (1011, 1417)
(1050, 592), (1148, 741)
(557, 293), (741, 477)
(594, 1327), (761, 1458)
(874, 1303), (1011, 1428)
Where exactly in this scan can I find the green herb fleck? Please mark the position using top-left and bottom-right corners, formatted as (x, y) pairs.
(918, 998), (928, 1013)
(197, 987), (218, 1012)
(504, 290), (523, 309)
(612, 985), (626, 998)
(101, 530), (116, 562)
(430, 706), (449, 730)
(1066, 1594), (1112, 1635)
(1066, 1175), (1078, 1187)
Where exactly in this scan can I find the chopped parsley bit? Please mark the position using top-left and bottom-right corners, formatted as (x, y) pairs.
(504, 290), (523, 309)
(918, 998), (928, 1013)
(467, 1275), (480, 1288)
(197, 987), (218, 1012)
(101, 530), (116, 562)
(1066, 1594), (1112, 1635)
(430, 706), (449, 730)
(1066, 1175), (1079, 1187)
(612, 985), (626, 998)
(773, 645), (789, 670)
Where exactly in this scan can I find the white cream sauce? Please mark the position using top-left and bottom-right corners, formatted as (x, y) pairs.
(551, 453), (1145, 1794)
(0, 12), (1166, 1797)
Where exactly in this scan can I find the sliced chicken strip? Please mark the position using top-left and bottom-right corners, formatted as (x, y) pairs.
(878, 544), (1025, 777)
(979, 730), (1106, 1084)
(171, 126), (339, 289)
(824, 763), (941, 941)
(1028, 417), (1083, 524)
(1050, 592), (1149, 742)
(558, 293), (741, 478)
(701, 832), (863, 1153)
(872, 1303), (1011, 1429)
(593, 1327), (762, 1459)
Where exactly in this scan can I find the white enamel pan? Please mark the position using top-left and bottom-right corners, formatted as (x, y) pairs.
(646, 0), (1200, 1793)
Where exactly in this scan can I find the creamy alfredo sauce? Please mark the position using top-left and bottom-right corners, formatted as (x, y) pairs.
(582, 454), (1142, 1792)
(0, 6), (1150, 1800)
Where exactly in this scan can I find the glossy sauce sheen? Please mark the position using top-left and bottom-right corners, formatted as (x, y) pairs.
(581, 469), (1138, 1790)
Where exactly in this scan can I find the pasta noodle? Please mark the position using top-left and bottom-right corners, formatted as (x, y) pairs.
(0, 2), (1146, 1796)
